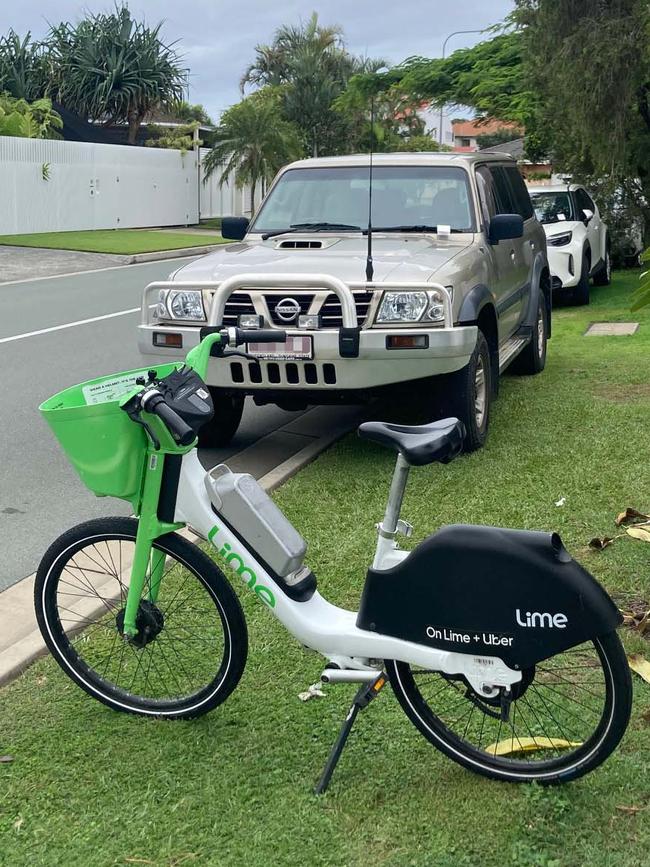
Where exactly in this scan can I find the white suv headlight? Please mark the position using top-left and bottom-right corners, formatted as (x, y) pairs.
(376, 289), (451, 324)
(156, 289), (205, 320)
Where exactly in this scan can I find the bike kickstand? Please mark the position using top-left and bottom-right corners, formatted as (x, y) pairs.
(314, 673), (388, 795)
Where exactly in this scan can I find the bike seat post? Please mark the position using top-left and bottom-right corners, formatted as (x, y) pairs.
(373, 453), (411, 569)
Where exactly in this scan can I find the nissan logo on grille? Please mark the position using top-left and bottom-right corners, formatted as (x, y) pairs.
(274, 297), (302, 322)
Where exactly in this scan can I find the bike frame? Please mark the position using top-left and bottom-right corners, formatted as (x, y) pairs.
(121, 323), (521, 697)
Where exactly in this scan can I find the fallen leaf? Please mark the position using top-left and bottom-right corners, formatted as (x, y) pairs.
(13, 817), (23, 832)
(641, 708), (650, 724)
(484, 736), (582, 756)
(616, 805), (644, 815)
(555, 497), (566, 507)
(615, 507), (650, 526)
(589, 537), (616, 550)
(626, 526), (650, 543)
(0, 756), (14, 763)
(628, 654), (650, 684)
(298, 683), (325, 702)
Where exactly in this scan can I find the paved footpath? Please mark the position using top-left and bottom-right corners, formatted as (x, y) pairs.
(0, 254), (360, 684)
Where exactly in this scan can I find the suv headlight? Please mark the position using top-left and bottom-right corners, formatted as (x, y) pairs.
(156, 289), (205, 320)
(376, 288), (451, 324)
(548, 231), (573, 247)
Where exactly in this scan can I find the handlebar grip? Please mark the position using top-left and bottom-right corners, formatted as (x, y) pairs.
(238, 328), (287, 344)
(145, 394), (196, 446)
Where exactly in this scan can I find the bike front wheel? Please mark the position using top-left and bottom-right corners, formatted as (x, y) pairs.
(35, 517), (248, 719)
(386, 632), (632, 783)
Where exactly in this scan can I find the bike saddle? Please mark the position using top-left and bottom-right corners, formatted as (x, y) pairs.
(358, 418), (465, 466)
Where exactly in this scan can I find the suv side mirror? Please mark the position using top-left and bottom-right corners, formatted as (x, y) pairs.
(221, 216), (250, 241)
(488, 214), (524, 244)
(581, 208), (594, 224)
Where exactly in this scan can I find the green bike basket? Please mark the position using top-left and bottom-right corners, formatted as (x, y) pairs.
(40, 363), (180, 502)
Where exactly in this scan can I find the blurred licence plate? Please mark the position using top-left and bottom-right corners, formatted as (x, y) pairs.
(247, 335), (313, 360)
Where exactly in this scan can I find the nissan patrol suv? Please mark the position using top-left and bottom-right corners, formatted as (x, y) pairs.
(138, 153), (551, 451)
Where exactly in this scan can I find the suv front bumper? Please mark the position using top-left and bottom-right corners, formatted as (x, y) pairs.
(138, 322), (477, 390)
(138, 273), (477, 391)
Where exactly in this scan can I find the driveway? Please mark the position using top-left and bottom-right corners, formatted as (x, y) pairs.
(0, 245), (127, 283)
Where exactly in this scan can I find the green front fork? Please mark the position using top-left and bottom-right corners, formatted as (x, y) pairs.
(121, 331), (223, 638)
(122, 449), (184, 638)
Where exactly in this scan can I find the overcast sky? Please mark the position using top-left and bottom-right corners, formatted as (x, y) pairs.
(1, 1), (514, 120)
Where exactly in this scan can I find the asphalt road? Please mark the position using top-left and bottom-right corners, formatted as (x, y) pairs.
(0, 257), (309, 592)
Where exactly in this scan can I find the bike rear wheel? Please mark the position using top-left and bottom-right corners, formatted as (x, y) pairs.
(386, 632), (631, 783)
(35, 517), (248, 719)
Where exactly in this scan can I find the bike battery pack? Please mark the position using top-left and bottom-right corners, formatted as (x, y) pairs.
(205, 464), (307, 578)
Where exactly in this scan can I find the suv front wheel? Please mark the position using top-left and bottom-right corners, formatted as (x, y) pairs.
(198, 390), (245, 448)
(441, 330), (491, 452)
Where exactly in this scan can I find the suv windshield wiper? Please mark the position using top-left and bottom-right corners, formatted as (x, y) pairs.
(362, 225), (464, 234)
(260, 222), (361, 240)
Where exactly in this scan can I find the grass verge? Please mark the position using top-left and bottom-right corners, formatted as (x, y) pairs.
(0, 229), (227, 255)
(1, 271), (649, 866)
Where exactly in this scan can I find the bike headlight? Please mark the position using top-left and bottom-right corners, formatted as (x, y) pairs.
(548, 231), (573, 247)
(163, 289), (205, 320)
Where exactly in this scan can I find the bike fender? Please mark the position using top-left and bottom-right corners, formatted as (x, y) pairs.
(356, 525), (621, 669)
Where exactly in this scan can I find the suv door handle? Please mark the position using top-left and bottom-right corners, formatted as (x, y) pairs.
(510, 249), (516, 261)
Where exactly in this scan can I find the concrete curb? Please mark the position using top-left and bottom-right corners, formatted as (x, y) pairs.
(0, 410), (358, 689)
(127, 244), (225, 264)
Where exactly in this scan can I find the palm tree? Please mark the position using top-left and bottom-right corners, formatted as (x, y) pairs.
(0, 30), (49, 101)
(240, 13), (385, 156)
(203, 91), (302, 214)
(48, 5), (185, 144)
(240, 13), (344, 91)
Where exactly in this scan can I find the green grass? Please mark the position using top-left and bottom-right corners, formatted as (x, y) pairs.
(2, 271), (650, 866)
(0, 229), (227, 255)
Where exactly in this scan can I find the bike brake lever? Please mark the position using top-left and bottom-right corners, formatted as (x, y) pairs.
(222, 349), (257, 362)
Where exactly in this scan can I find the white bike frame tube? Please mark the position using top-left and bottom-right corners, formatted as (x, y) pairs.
(174, 451), (521, 690)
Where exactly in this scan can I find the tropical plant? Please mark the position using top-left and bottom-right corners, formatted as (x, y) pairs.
(514, 0), (650, 242)
(0, 93), (62, 138)
(48, 4), (185, 144)
(0, 30), (49, 101)
(203, 90), (302, 213)
(145, 121), (202, 152)
(241, 12), (385, 157)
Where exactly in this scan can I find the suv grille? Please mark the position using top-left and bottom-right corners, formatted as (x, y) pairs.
(219, 292), (255, 326)
(321, 291), (373, 327)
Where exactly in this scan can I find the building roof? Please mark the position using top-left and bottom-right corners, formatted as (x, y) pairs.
(451, 118), (520, 138)
(479, 137), (525, 159)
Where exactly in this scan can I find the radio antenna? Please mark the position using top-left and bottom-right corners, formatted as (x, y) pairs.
(365, 96), (375, 283)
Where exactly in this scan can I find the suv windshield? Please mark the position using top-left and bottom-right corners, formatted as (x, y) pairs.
(250, 165), (476, 234)
(530, 190), (575, 224)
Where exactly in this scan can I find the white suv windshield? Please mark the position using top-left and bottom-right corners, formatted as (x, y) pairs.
(250, 165), (475, 234)
(530, 191), (575, 224)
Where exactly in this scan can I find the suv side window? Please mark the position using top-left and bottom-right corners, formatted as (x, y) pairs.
(475, 166), (497, 226)
(575, 188), (595, 216)
(504, 166), (534, 219)
(488, 166), (517, 215)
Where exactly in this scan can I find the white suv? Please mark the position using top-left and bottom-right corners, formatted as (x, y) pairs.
(527, 184), (611, 304)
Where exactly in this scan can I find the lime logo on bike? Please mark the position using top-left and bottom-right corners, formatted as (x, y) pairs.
(208, 525), (276, 608)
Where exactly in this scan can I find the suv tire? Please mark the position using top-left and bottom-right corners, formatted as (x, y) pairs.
(512, 294), (547, 375)
(572, 250), (591, 305)
(441, 330), (491, 452)
(593, 243), (612, 286)
(198, 390), (245, 447)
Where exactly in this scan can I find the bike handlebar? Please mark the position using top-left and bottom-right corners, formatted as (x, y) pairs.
(142, 392), (196, 446)
(237, 328), (286, 344)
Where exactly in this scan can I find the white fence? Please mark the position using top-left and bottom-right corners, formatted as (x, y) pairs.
(0, 137), (260, 235)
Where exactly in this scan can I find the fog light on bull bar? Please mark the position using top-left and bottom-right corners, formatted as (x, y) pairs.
(386, 334), (429, 350)
(153, 331), (183, 348)
(238, 314), (264, 328)
(298, 314), (321, 330)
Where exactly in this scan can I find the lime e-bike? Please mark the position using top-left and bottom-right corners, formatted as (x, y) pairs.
(35, 278), (631, 791)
